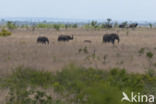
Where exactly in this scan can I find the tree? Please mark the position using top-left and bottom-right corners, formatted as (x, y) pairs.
(53, 24), (60, 31)
(6, 21), (17, 30)
(91, 21), (97, 27)
(106, 18), (112, 25)
(72, 24), (78, 28)
(149, 23), (152, 29)
(101, 18), (113, 29)
(91, 21), (98, 29)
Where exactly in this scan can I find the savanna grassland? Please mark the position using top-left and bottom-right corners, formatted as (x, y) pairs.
(0, 27), (156, 74)
(1, 27), (156, 104)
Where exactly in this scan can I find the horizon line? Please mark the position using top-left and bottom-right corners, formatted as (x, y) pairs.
(0, 17), (156, 23)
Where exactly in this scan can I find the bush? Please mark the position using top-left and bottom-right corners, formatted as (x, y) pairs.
(0, 28), (11, 36)
(6, 88), (65, 104)
(146, 52), (153, 59)
(78, 46), (89, 54)
(53, 24), (60, 31)
(138, 48), (145, 55)
(2, 67), (54, 88)
(52, 66), (145, 103)
(6, 21), (17, 30)
(1, 65), (156, 104)
(83, 82), (122, 104)
(1, 67), (65, 104)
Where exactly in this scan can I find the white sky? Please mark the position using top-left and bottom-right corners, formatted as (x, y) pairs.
(0, 0), (155, 21)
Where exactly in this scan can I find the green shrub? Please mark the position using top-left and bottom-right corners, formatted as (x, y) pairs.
(90, 20), (99, 29)
(0, 28), (11, 36)
(83, 82), (122, 104)
(146, 52), (153, 59)
(149, 23), (152, 28)
(1, 65), (156, 104)
(138, 48), (145, 55)
(6, 88), (65, 104)
(52, 66), (145, 103)
(78, 46), (89, 54)
(146, 69), (156, 77)
(83, 46), (88, 54)
(109, 69), (144, 92)
(2, 67), (54, 88)
(53, 24), (60, 31)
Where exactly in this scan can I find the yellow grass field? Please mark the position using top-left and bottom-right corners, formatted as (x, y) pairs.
(0, 27), (156, 75)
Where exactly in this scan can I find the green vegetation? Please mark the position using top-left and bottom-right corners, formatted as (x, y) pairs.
(21, 24), (29, 28)
(6, 21), (17, 30)
(36, 23), (78, 30)
(103, 54), (108, 64)
(146, 51), (154, 68)
(2, 67), (54, 88)
(1, 67), (65, 104)
(1, 65), (156, 104)
(53, 24), (60, 31)
(72, 24), (78, 28)
(78, 46), (89, 54)
(149, 23), (152, 28)
(36, 23), (52, 28)
(138, 48), (145, 55)
(138, 48), (154, 68)
(91, 20), (98, 29)
(89, 19), (113, 29)
(146, 51), (153, 59)
(0, 18), (145, 31)
(0, 28), (11, 36)
(0, 18), (142, 31)
(7, 88), (64, 104)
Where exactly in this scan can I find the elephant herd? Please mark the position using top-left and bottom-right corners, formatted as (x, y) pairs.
(37, 35), (74, 44)
(119, 23), (138, 28)
(37, 33), (120, 45)
(36, 22), (138, 44)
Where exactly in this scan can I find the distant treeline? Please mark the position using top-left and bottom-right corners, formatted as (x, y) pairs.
(0, 18), (155, 31)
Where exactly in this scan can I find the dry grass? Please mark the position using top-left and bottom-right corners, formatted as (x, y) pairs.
(0, 27), (156, 75)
